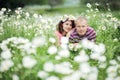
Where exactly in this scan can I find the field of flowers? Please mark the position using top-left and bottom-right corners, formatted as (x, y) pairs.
(0, 4), (120, 80)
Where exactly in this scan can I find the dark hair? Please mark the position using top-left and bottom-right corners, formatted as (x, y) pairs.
(57, 18), (75, 34)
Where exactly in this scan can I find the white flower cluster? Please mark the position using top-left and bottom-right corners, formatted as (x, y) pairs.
(60, 15), (76, 22)
(0, 37), (46, 72)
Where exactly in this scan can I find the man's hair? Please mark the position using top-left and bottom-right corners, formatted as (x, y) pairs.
(75, 16), (88, 25)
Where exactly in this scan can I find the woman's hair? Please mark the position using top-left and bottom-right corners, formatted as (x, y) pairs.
(57, 18), (75, 34)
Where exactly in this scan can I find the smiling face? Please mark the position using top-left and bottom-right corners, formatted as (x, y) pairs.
(75, 19), (88, 36)
(63, 20), (73, 33)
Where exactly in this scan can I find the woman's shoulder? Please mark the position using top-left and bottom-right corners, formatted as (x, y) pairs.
(55, 30), (62, 37)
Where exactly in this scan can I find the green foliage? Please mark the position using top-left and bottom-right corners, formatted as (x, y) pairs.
(0, 5), (120, 80)
(80, 0), (120, 10)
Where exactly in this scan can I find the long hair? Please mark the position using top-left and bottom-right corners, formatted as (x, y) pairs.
(57, 18), (75, 34)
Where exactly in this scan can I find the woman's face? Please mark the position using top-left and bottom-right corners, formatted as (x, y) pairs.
(62, 20), (72, 33)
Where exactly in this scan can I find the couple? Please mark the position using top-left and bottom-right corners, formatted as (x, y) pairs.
(55, 16), (96, 45)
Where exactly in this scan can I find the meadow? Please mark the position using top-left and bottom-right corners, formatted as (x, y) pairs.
(0, 4), (120, 80)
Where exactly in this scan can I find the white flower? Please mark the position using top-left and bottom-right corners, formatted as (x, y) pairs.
(109, 60), (117, 65)
(55, 55), (62, 60)
(68, 44), (74, 50)
(22, 56), (37, 69)
(86, 3), (92, 8)
(60, 43), (68, 49)
(101, 26), (106, 30)
(60, 15), (75, 22)
(1, 8), (6, 12)
(18, 7), (22, 10)
(61, 37), (68, 44)
(28, 25), (32, 29)
(79, 62), (91, 74)
(99, 62), (107, 68)
(115, 77), (120, 80)
(117, 56), (120, 61)
(95, 3), (99, 6)
(33, 13), (38, 18)
(87, 73), (98, 80)
(74, 44), (82, 51)
(0, 59), (14, 72)
(81, 38), (95, 49)
(43, 62), (54, 72)
(60, 15), (69, 21)
(12, 74), (19, 80)
(62, 71), (81, 80)
(32, 36), (46, 47)
(1, 50), (12, 59)
(90, 52), (100, 60)
(106, 77), (114, 80)
(74, 50), (89, 62)
(25, 12), (30, 17)
(46, 76), (59, 80)
(37, 71), (48, 79)
(58, 49), (70, 58)
(107, 66), (117, 77)
(92, 43), (105, 54)
(54, 62), (73, 74)
(48, 45), (57, 55)
(113, 38), (118, 42)
(0, 43), (9, 51)
(49, 37), (56, 43)
(0, 11), (4, 15)
(98, 56), (106, 62)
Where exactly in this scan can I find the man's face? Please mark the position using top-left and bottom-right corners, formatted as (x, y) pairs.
(76, 20), (88, 36)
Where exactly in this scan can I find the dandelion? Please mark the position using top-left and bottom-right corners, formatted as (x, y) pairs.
(25, 12), (30, 17)
(60, 43), (68, 49)
(28, 25), (33, 29)
(55, 55), (62, 60)
(109, 60), (117, 65)
(90, 52), (100, 60)
(0, 11), (4, 15)
(98, 56), (106, 62)
(32, 36), (46, 47)
(1, 8), (6, 12)
(79, 62), (91, 74)
(48, 45), (57, 55)
(74, 50), (89, 62)
(43, 62), (54, 72)
(0, 59), (14, 72)
(99, 62), (107, 68)
(49, 37), (56, 43)
(115, 77), (120, 80)
(61, 37), (69, 44)
(46, 76), (59, 80)
(58, 49), (70, 58)
(54, 62), (73, 74)
(113, 38), (118, 42)
(107, 66), (117, 77)
(68, 43), (74, 50)
(1, 50), (12, 59)
(0, 27), (4, 34)
(95, 3), (99, 6)
(86, 3), (92, 8)
(33, 13), (38, 18)
(37, 71), (48, 79)
(22, 56), (37, 69)
(12, 74), (19, 80)
(101, 26), (106, 30)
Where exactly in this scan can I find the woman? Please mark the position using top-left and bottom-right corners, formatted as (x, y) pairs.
(55, 17), (75, 45)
